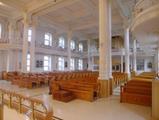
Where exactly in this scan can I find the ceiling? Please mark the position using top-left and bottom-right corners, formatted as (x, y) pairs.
(0, 0), (157, 55)
(40, 0), (124, 38)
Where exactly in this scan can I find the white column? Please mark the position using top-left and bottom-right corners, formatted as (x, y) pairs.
(133, 39), (137, 72)
(52, 56), (57, 71)
(99, 0), (111, 80)
(121, 55), (123, 72)
(8, 21), (16, 44)
(92, 56), (94, 71)
(87, 39), (92, 70)
(21, 13), (29, 73)
(124, 27), (130, 75)
(108, 1), (112, 78)
(6, 50), (10, 72)
(6, 50), (17, 72)
(14, 50), (19, 71)
(67, 30), (72, 71)
(30, 19), (37, 72)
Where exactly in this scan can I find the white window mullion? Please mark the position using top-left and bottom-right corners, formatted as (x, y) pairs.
(44, 33), (52, 46)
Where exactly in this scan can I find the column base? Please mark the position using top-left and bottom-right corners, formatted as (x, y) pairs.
(98, 79), (112, 98)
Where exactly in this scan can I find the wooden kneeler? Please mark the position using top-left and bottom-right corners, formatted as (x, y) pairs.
(53, 90), (75, 102)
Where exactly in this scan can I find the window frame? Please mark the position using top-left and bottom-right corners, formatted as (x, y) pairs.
(58, 37), (65, 49)
(44, 33), (52, 46)
(70, 40), (75, 50)
(27, 54), (30, 72)
(78, 59), (83, 70)
(70, 58), (75, 70)
(28, 29), (32, 42)
(58, 57), (65, 71)
(79, 43), (83, 52)
(43, 56), (51, 71)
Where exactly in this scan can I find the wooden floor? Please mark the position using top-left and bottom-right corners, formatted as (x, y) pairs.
(1, 80), (152, 120)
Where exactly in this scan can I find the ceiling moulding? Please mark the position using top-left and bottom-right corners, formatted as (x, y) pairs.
(0, 8), (12, 18)
(39, 16), (67, 32)
(28, 0), (81, 17)
(79, 0), (98, 19)
(114, 0), (129, 20)
(73, 22), (98, 31)
(0, 0), (24, 11)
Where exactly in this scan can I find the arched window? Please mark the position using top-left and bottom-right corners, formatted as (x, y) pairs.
(79, 43), (83, 52)
(78, 59), (83, 70)
(27, 54), (30, 72)
(28, 29), (32, 42)
(70, 40), (75, 50)
(44, 56), (51, 71)
(58, 57), (65, 71)
(70, 58), (75, 70)
(58, 37), (65, 48)
(44, 33), (52, 46)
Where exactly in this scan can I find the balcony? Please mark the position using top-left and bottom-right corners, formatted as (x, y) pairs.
(0, 38), (9, 44)
(88, 48), (126, 57)
(133, 0), (159, 17)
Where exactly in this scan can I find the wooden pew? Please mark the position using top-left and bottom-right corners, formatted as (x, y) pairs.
(120, 78), (152, 106)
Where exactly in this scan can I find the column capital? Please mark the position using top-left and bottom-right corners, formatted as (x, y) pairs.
(123, 23), (130, 30)
(67, 30), (73, 37)
(31, 15), (39, 26)
(23, 12), (39, 27)
(23, 12), (31, 25)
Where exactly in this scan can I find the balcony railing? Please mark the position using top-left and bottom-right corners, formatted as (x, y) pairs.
(0, 39), (9, 44)
(88, 48), (126, 56)
(133, 0), (159, 17)
(0, 87), (63, 120)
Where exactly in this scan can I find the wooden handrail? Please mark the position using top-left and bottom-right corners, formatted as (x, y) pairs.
(0, 101), (3, 120)
(0, 88), (60, 120)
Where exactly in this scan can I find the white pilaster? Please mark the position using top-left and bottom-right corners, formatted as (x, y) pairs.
(21, 13), (29, 73)
(87, 39), (92, 71)
(124, 27), (130, 75)
(52, 56), (57, 71)
(92, 56), (94, 71)
(30, 18), (37, 72)
(133, 39), (137, 72)
(121, 55), (124, 72)
(8, 21), (16, 44)
(67, 30), (72, 71)
(99, 0), (111, 80)
(108, 1), (112, 78)
(6, 50), (10, 72)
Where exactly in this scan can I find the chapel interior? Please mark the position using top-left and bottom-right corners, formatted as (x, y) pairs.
(0, 0), (159, 120)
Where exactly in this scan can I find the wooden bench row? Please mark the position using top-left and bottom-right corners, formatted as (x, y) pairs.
(12, 75), (50, 88)
(51, 80), (100, 102)
(120, 74), (153, 106)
